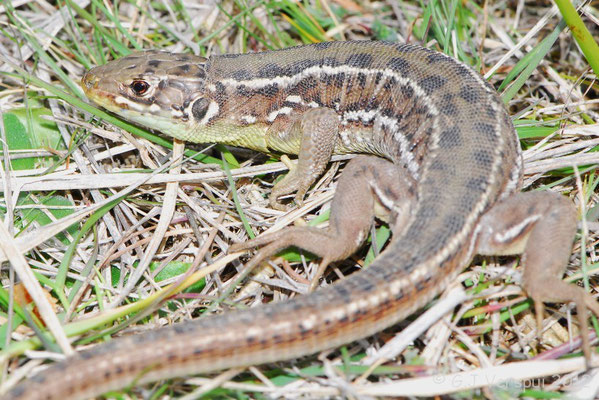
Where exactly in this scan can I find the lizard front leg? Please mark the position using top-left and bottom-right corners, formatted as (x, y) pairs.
(476, 191), (599, 363)
(231, 155), (415, 290)
(266, 108), (339, 210)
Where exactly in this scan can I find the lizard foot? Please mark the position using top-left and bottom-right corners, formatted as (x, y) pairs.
(477, 190), (599, 365)
(229, 227), (337, 290)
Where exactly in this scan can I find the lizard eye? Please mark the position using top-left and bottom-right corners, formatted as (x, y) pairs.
(130, 80), (150, 96)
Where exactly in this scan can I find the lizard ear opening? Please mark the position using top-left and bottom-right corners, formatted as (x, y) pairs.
(192, 98), (210, 122)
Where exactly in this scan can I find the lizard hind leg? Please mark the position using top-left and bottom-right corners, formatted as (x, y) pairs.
(230, 155), (416, 291)
(476, 191), (599, 365)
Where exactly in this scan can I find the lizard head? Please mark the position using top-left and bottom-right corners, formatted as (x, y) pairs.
(81, 50), (217, 142)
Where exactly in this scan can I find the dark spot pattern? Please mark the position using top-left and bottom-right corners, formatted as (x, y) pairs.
(418, 75), (448, 95)
(396, 43), (419, 53)
(318, 73), (332, 86)
(365, 98), (380, 111)
(465, 176), (487, 192)
(214, 82), (226, 94)
(290, 58), (319, 75)
(236, 84), (253, 97)
(346, 53), (373, 68)
(346, 102), (360, 112)
(219, 53), (242, 59)
(298, 76), (318, 89)
(333, 73), (345, 88)
(387, 57), (410, 74)
(353, 275), (375, 292)
(258, 63), (284, 78)
(314, 41), (334, 49)
(427, 52), (447, 63)
(383, 76), (398, 90)
(400, 85), (414, 98)
(444, 214), (465, 231)
(356, 72), (367, 87)
(439, 94), (457, 115)
(147, 59), (161, 67)
(484, 104), (496, 119)
(309, 92), (323, 106)
(334, 283), (352, 300)
(472, 148), (494, 167)
(381, 107), (395, 118)
(258, 83), (279, 97)
(473, 122), (496, 139)
(281, 101), (300, 109)
(437, 126), (462, 149)
(192, 98), (210, 122)
(429, 159), (448, 171)
(459, 86), (478, 103)
(454, 63), (475, 79)
(232, 69), (253, 80)
(321, 57), (341, 67)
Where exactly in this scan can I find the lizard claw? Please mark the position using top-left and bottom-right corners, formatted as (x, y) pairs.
(269, 197), (293, 211)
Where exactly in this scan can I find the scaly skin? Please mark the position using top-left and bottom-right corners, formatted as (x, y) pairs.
(4, 41), (588, 400)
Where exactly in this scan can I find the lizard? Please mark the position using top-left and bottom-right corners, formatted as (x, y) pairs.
(4, 40), (598, 400)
